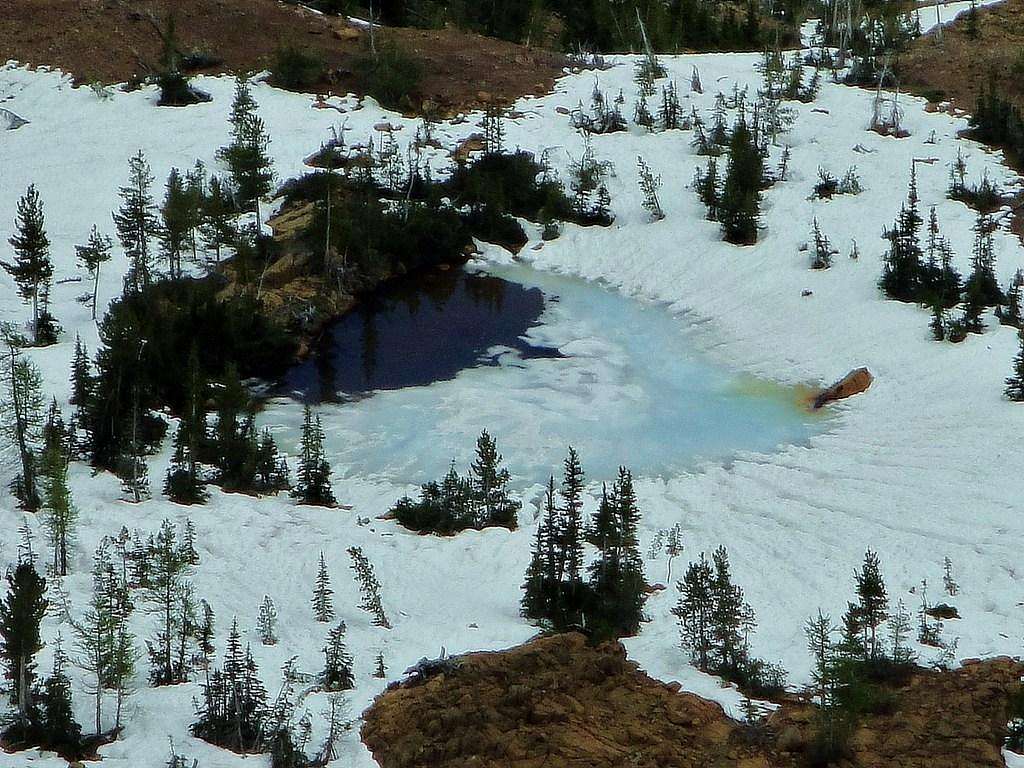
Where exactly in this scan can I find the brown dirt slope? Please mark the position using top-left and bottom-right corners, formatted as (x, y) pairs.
(361, 633), (779, 768)
(362, 633), (1024, 768)
(0, 0), (565, 113)
(900, 0), (1024, 109)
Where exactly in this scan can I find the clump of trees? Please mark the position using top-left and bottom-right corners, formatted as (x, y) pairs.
(390, 430), (520, 534)
(674, 546), (785, 697)
(521, 449), (647, 640)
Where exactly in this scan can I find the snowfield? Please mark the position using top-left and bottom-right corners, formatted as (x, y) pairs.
(2, 32), (1024, 767)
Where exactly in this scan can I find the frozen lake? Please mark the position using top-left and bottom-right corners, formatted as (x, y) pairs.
(273, 261), (826, 486)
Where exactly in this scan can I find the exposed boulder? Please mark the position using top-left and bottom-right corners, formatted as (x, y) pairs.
(813, 366), (873, 409)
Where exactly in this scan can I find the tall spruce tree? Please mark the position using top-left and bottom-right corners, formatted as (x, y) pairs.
(165, 348), (207, 504)
(113, 151), (160, 293)
(75, 226), (113, 320)
(1, 339), (45, 511)
(142, 520), (195, 685)
(292, 406), (335, 506)
(3, 185), (53, 345)
(673, 552), (714, 670)
(312, 552), (334, 622)
(719, 116), (763, 244)
(159, 168), (191, 280)
(468, 429), (519, 528)
(1005, 327), (1024, 401)
(320, 622), (354, 692)
(559, 446), (585, 584)
(854, 550), (888, 660)
(200, 175), (236, 262)
(41, 429), (76, 577)
(964, 210), (1003, 307)
(219, 78), (274, 226)
(0, 562), (48, 717)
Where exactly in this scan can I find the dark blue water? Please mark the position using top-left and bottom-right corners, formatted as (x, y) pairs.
(282, 267), (561, 402)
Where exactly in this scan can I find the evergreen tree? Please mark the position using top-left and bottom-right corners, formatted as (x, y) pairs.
(694, 156), (720, 221)
(159, 168), (191, 280)
(719, 116), (763, 244)
(292, 405), (335, 506)
(113, 151), (160, 293)
(558, 447), (586, 584)
(521, 476), (559, 625)
(0, 562), (47, 716)
(637, 156), (664, 221)
(142, 520), (195, 685)
(209, 363), (258, 491)
(257, 596), (278, 645)
(348, 546), (390, 629)
(880, 172), (925, 301)
(468, 429), (519, 528)
(659, 81), (681, 129)
(320, 622), (354, 692)
(1, 340), (45, 511)
(1005, 327), (1024, 401)
(709, 545), (750, 674)
(964, 210), (1003, 307)
(219, 78), (274, 226)
(3, 185), (53, 345)
(164, 348), (207, 504)
(75, 225), (113, 320)
(38, 637), (82, 752)
(1000, 268), (1024, 327)
(254, 428), (290, 494)
(41, 430), (76, 577)
(673, 552), (714, 670)
(312, 552), (334, 622)
(854, 550), (888, 660)
(69, 336), (95, 442)
(199, 176), (237, 262)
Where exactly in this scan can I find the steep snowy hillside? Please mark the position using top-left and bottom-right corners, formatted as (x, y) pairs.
(1, 26), (1023, 767)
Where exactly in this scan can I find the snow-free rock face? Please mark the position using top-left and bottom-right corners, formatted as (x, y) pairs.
(813, 367), (874, 409)
(361, 633), (776, 768)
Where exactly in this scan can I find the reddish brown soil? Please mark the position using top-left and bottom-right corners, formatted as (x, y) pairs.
(900, 0), (1024, 111)
(0, 0), (566, 113)
(361, 633), (1024, 768)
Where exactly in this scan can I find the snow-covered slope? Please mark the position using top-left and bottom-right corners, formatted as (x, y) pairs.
(1, 38), (1023, 766)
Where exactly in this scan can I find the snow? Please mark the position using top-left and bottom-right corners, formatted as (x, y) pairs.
(918, 0), (1005, 34)
(2, 31), (1024, 766)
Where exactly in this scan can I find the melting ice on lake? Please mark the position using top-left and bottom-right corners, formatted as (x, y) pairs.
(273, 261), (827, 485)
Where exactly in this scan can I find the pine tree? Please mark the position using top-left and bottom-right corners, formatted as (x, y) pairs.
(142, 520), (194, 685)
(196, 600), (215, 667)
(854, 550), (888, 660)
(164, 349), (207, 504)
(964, 210), (1003, 307)
(673, 552), (714, 670)
(69, 336), (95, 442)
(880, 171), (926, 301)
(521, 475), (559, 625)
(719, 116), (763, 244)
(348, 546), (390, 629)
(659, 81), (681, 130)
(694, 156), (720, 221)
(113, 151), (160, 293)
(468, 429), (519, 528)
(0, 562), (47, 716)
(559, 447), (585, 583)
(888, 599), (915, 665)
(709, 545), (750, 674)
(159, 168), (191, 280)
(219, 78), (274, 226)
(200, 175), (236, 262)
(254, 428), (290, 494)
(1, 340), (45, 511)
(804, 609), (836, 708)
(634, 93), (655, 131)
(1001, 268), (1024, 327)
(1005, 327), (1024, 401)
(75, 226), (113, 320)
(664, 523), (684, 583)
(312, 552), (334, 622)
(374, 652), (387, 679)
(257, 596), (278, 645)
(292, 406), (335, 506)
(637, 156), (664, 221)
(810, 218), (834, 269)
(3, 185), (53, 345)
(41, 430), (76, 577)
(320, 622), (354, 692)
(119, 386), (150, 504)
(38, 637), (82, 751)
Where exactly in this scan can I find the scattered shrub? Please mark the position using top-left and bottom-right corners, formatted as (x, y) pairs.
(354, 40), (422, 111)
(272, 45), (326, 90)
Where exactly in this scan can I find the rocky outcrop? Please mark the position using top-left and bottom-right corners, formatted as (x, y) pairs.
(769, 657), (1024, 768)
(363, 634), (1024, 768)
(361, 633), (780, 768)
(813, 367), (874, 409)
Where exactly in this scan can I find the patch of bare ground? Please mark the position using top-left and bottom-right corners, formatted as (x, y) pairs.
(900, 0), (1024, 110)
(361, 633), (1024, 768)
(0, 0), (566, 113)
